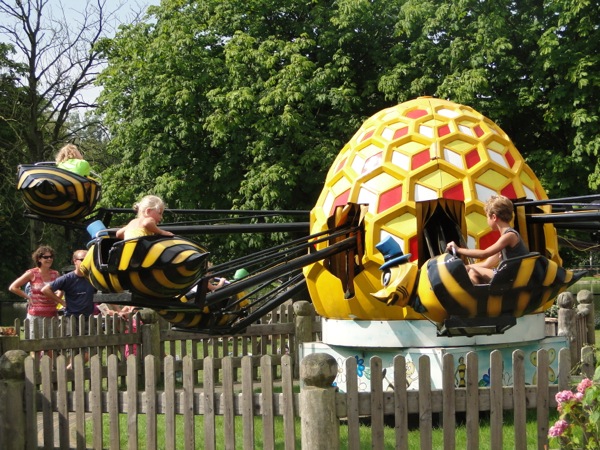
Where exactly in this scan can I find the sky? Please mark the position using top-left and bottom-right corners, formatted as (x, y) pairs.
(58, 0), (161, 104)
(0, 0), (161, 105)
(58, 0), (160, 27)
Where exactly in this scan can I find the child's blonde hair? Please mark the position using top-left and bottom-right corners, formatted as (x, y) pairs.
(55, 144), (83, 163)
(484, 195), (514, 223)
(133, 195), (166, 217)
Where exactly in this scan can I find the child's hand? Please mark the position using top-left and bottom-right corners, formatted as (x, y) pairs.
(446, 242), (459, 255)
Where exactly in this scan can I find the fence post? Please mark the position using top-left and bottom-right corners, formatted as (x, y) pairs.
(139, 309), (162, 379)
(580, 345), (595, 379)
(557, 292), (577, 368)
(300, 353), (339, 450)
(0, 350), (28, 450)
(576, 289), (595, 346)
(0, 335), (20, 355)
(294, 301), (313, 378)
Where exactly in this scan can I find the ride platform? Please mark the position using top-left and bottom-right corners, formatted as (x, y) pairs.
(300, 314), (566, 391)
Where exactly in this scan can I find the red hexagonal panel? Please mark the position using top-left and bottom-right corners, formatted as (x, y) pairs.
(411, 149), (431, 170)
(378, 185), (403, 213)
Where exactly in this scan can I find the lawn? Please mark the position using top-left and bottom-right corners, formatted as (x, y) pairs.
(87, 408), (560, 449)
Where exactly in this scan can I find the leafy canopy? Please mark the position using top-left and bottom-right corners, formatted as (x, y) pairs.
(96, 0), (600, 261)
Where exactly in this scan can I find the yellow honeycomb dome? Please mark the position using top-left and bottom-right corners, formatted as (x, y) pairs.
(304, 97), (560, 321)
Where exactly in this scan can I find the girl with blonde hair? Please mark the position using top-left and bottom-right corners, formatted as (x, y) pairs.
(55, 143), (91, 177)
(116, 195), (174, 239)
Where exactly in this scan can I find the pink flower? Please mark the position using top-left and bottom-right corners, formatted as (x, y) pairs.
(550, 381), (600, 446)
(577, 378), (593, 393)
(555, 390), (576, 404)
(548, 419), (569, 437)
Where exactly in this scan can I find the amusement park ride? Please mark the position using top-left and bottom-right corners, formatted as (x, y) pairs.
(17, 97), (600, 389)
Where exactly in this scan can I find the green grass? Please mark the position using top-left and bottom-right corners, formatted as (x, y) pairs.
(86, 408), (560, 449)
(88, 414), (303, 449)
(593, 330), (600, 363)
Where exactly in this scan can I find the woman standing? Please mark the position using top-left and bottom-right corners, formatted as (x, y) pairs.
(9, 245), (64, 338)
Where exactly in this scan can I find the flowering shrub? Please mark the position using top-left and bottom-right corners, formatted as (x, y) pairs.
(549, 366), (600, 449)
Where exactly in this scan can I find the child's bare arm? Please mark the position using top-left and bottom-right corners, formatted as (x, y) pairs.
(448, 232), (518, 260)
(116, 226), (126, 239)
(142, 218), (174, 236)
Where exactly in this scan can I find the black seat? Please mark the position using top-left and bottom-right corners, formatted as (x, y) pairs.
(101, 238), (122, 272)
(496, 252), (540, 272)
(489, 252), (541, 293)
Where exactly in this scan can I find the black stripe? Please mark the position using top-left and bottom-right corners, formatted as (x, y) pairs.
(428, 254), (469, 316)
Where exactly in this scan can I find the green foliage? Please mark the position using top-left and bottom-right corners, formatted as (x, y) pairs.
(536, 0), (600, 193)
(2, 0), (596, 269)
(549, 370), (600, 449)
(98, 0), (600, 212)
(97, 0), (406, 256)
(0, 43), (31, 292)
(545, 303), (559, 319)
(379, 0), (599, 199)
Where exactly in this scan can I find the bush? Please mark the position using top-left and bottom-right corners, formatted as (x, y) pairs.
(549, 366), (600, 449)
(545, 303), (559, 318)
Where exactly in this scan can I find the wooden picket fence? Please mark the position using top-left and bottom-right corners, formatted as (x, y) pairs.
(0, 301), (320, 383)
(0, 299), (594, 449)
(25, 353), (298, 450)
(0, 346), (576, 449)
(330, 349), (569, 450)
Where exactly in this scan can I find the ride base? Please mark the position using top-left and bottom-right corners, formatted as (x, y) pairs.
(300, 314), (566, 392)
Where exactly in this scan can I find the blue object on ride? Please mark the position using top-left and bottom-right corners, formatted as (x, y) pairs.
(87, 220), (109, 238)
(376, 236), (412, 270)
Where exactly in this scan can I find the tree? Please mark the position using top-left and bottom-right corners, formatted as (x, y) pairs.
(0, 0), (124, 161)
(96, 0), (406, 258)
(0, 42), (30, 293)
(0, 0), (140, 291)
(378, 0), (599, 199)
(97, 0), (599, 263)
(535, 0), (600, 193)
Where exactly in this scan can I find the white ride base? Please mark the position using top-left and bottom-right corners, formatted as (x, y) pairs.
(301, 314), (566, 391)
(322, 313), (546, 348)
